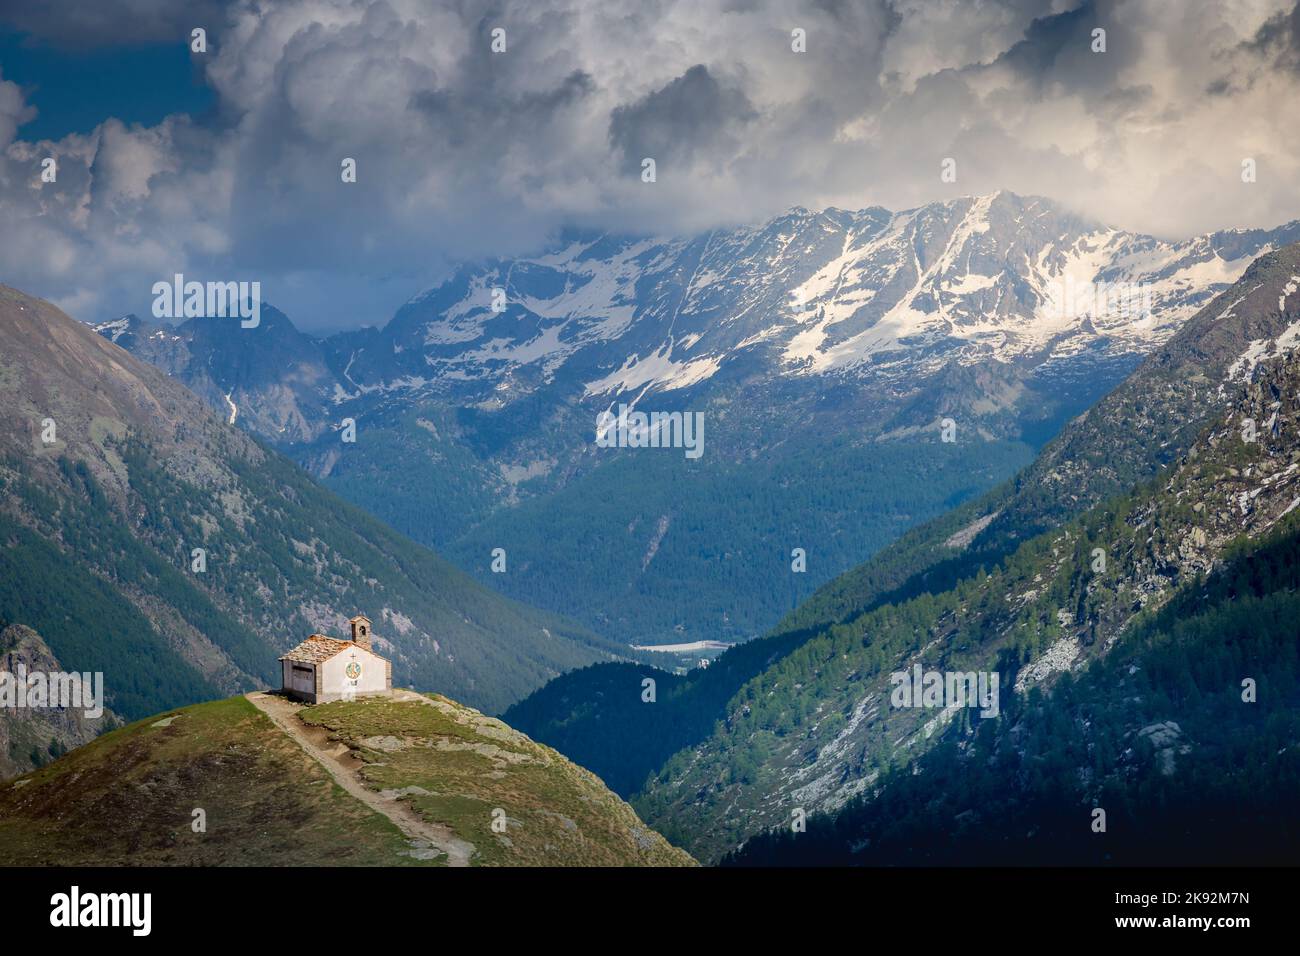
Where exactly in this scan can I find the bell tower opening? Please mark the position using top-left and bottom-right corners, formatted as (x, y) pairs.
(349, 614), (372, 650)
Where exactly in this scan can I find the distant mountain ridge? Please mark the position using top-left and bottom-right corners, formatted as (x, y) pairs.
(95, 303), (338, 442)
(99, 192), (1300, 441)
(357, 192), (1294, 398)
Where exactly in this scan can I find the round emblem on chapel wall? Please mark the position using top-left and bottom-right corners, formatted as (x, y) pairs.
(345, 661), (362, 680)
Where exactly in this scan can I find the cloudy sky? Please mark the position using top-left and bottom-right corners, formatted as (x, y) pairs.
(1, 0), (1298, 332)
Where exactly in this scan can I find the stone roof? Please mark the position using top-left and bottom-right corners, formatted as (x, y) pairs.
(279, 634), (386, 666)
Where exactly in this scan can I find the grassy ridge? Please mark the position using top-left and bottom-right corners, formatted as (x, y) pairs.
(0, 697), (422, 866)
(0, 693), (693, 867)
(302, 694), (695, 867)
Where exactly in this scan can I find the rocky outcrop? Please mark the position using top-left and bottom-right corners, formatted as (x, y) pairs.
(0, 624), (115, 780)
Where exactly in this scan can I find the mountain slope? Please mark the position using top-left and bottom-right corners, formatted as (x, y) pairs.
(504, 631), (818, 798)
(97, 305), (338, 442)
(771, 242), (1300, 643)
(448, 431), (1034, 646)
(0, 284), (617, 719)
(634, 258), (1300, 861)
(727, 511), (1300, 866)
(0, 692), (693, 866)
(339, 192), (1298, 399)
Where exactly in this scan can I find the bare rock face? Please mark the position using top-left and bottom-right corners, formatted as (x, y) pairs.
(0, 624), (115, 780)
(1137, 721), (1191, 776)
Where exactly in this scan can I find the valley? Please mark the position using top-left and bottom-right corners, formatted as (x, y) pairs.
(505, 241), (1300, 863)
(3, 0), (1298, 898)
(96, 192), (1300, 649)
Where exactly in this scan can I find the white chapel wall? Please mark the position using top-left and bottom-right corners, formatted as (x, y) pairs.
(319, 645), (389, 700)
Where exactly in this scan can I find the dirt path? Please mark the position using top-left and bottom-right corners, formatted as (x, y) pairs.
(245, 691), (475, 866)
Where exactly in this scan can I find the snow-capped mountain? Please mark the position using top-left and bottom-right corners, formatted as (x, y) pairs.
(97, 191), (1300, 439)
(330, 190), (1300, 408)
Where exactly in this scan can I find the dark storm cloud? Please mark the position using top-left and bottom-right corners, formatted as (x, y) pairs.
(608, 65), (757, 175)
(0, 0), (1297, 331)
(992, 0), (1143, 96)
(0, 0), (231, 49)
(411, 68), (596, 147)
(1245, 1), (1300, 70)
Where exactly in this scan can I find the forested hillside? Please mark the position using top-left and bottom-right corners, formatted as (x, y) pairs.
(455, 432), (1034, 649)
(637, 323), (1300, 861)
(769, 244), (1300, 645)
(727, 514), (1300, 865)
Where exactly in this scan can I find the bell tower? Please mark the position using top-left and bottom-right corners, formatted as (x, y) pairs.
(349, 614), (372, 650)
